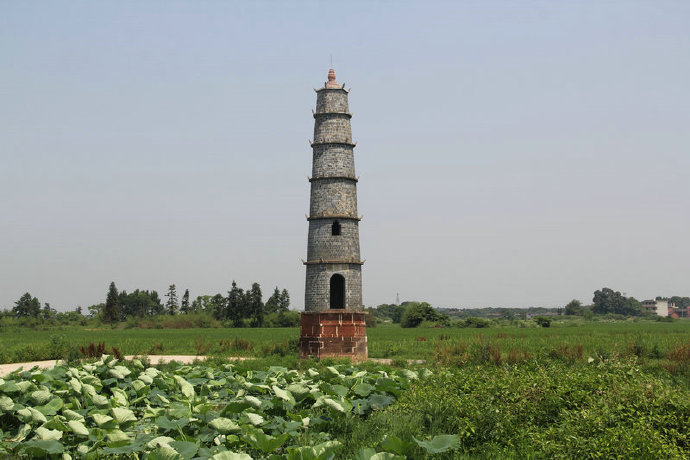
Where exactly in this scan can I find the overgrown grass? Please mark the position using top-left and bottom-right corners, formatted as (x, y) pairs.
(332, 360), (690, 458)
(1, 320), (690, 367)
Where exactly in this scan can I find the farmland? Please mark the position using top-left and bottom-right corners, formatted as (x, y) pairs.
(1, 319), (690, 364)
(1, 320), (689, 458)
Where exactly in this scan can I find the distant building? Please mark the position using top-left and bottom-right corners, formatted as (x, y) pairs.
(670, 304), (689, 319)
(655, 299), (670, 317)
(642, 298), (689, 318)
(641, 300), (657, 315)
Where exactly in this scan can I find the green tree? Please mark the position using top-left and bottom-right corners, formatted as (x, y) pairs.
(165, 284), (178, 315)
(374, 304), (406, 323)
(104, 282), (120, 324)
(400, 302), (440, 328)
(247, 282), (264, 328)
(265, 287), (281, 315)
(180, 289), (190, 314)
(119, 289), (162, 319)
(227, 281), (245, 327)
(12, 292), (41, 318)
(149, 291), (164, 315)
(279, 289), (290, 312)
(534, 316), (552, 327)
(564, 299), (583, 316)
(592, 288), (642, 316)
(41, 302), (56, 321)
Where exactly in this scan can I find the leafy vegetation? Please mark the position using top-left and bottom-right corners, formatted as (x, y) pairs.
(0, 357), (427, 458)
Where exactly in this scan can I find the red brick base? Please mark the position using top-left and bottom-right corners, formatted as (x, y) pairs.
(299, 311), (368, 361)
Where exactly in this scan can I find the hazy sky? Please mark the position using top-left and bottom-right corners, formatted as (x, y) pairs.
(2, 1), (689, 311)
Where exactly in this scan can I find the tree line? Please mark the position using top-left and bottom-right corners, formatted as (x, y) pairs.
(3, 281), (295, 328)
(99, 281), (292, 327)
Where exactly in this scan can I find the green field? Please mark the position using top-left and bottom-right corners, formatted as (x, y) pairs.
(1, 320), (690, 364)
(1, 320), (689, 458)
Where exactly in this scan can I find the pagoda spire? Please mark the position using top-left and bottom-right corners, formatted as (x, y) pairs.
(325, 68), (340, 88)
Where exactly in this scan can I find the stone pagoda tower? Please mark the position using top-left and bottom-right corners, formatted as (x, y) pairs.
(300, 68), (367, 360)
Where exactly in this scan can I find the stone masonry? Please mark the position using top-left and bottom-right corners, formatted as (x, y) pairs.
(300, 68), (367, 360)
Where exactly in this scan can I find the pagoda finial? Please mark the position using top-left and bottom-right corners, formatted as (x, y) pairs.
(326, 68), (340, 88)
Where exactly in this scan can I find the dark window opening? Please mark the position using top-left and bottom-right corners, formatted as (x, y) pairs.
(332, 220), (341, 236)
(330, 274), (345, 309)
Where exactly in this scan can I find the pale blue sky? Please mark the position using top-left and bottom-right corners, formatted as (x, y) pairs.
(1, 1), (689, 310)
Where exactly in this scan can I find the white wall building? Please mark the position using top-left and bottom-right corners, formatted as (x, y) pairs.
(655, 299), (670, 317)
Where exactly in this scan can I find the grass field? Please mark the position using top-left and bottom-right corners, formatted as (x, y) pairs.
(1, 319), (689, 365)
(1, 319), (689, 457)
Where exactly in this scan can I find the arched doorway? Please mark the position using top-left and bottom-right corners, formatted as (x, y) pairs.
(330, 274), (345, 309)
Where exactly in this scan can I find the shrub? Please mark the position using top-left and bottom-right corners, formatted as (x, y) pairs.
(534, 316), (552, 328)
(194, 336), (210, 355)
(261, 338), (299, 357)
(217, 338), (254, 353)
(462, 317), (492, 328)
(401, 302), (441, 328)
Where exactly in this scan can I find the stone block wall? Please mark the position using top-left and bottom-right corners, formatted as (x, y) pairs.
(313, 114), (352, 144)
(315, 89), (349, 113)
(312, 145), (355, 178)
(307, 219), (360, 261)
(305, 263), (362, 311)
(309, 179), (358, 217)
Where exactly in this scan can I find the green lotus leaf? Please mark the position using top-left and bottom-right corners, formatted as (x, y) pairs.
(209, 417), (241, 434)
(173, 375), (195, 400)
(169, 440), (199, 459)
(245, 412), (264, 426)
(413, 434), (460, 454)
(8, 423), (32, 442)
(0, 395), (14, 412)
(286, 383), (310, 400)
(31, 389), (52, 405)
(352, 383), (375, 397)
(108, 366), (131, 380)
(132, 380), (147, 393)
(148, 445), (184, 460)
(35, 426), (63, 441)
(246, 431), (290, 454)
(91, 393), (109, 407)
(112, 407), (137, 424)
(68, 378), (82, 394)
(147, 435), (176, 449)
(62, 409), (85, 422)
(36, 397), (63, 416)
(243, 395), (262, 408)
(272, 385), (295, 404)
(105, 429), (131, 442)
(381, 435), (415, 455)
(67, 420), (90, 437)
(43, 416), (70, 432)
(354, 448), (404, 460)
(0, 381), (20, 393)
(92, 413), (115, 426)
(367, 394), (395, 410)
(22, 439), (65, 456)
(329, 384), (348, 397)
(111, 387), (128, 406)
(16, 381), (34, 393)
(25, 406), (48, 424)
